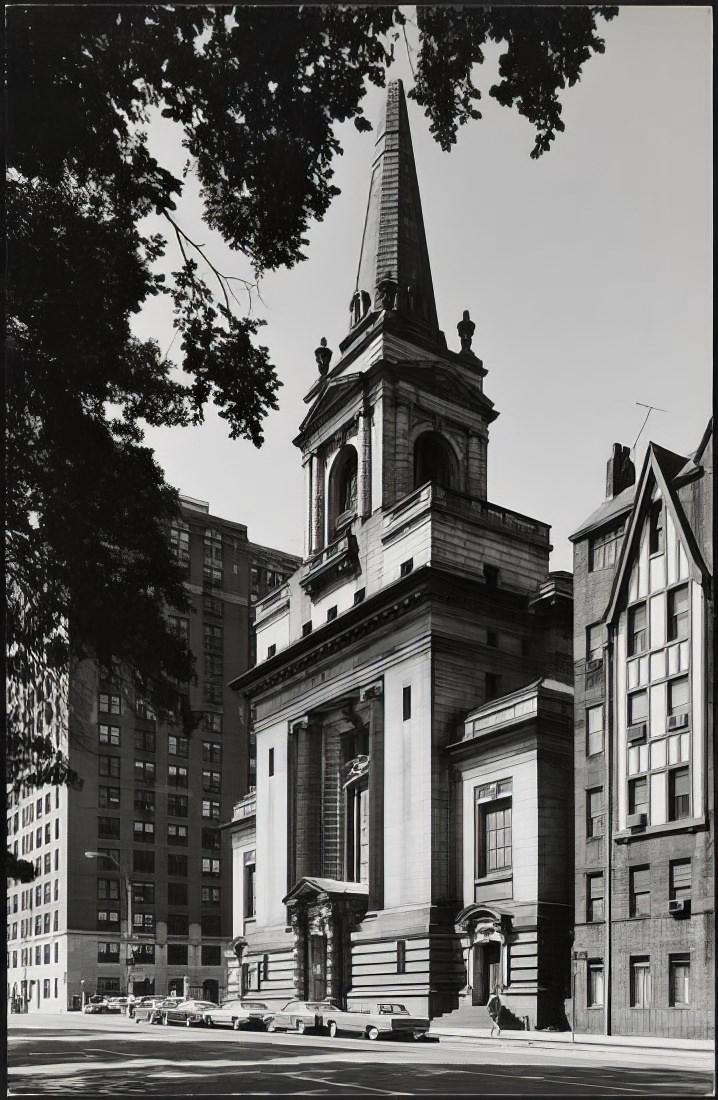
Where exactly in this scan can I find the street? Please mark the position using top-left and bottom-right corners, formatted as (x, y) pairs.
(7, 1016), (714, 1096)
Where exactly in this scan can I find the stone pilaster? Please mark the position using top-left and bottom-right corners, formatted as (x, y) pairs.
(311, 451), (325, 555)
(303, 455), (313, 559)
(358, 405), (373, 519)
(360, 680), (384, 911)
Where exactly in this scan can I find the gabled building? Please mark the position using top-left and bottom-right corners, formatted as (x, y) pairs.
(570, 423), (713, 1038)
(228, 80), (574, 1030)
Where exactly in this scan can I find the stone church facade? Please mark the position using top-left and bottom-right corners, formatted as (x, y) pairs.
(229, 80), (575, 1029)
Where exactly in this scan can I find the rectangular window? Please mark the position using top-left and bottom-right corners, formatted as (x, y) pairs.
(134, 729), (156, 752)
(667, 677), (690, 717)
(628, 603), (647, 656)
(587, 873), (604, 922)
(201, 828), (221, 851)
(99, 725), (121, 746)
(483, 564), (499, 587)
(134, 760), (156, 784)
(202, 800), (220, 820)
(202, 742), (222, 765)
(667, 585), (689, 642)
(132, 882), (155, 904)
(132, 912), (155, 933)
(397, 940), (406, 975)
(628, 690), (648, 725)
(628, 776), (649, 817)
(168, 824), (188, 845)
(202, 857), (221, 876)
(99, 756), (121, 778)
(201, 945), (221, 966)
(132, 943), (156, 965)
(629, 865), (651, 917)
(586, 705), (604, 756)
(167, 914), (189, 936)
(630, 956), (651, 1007)
(99, 693), (121, 715)
(202, 885), (221, 906)
(201, 914), (221, 936)
(669, 859), (692, 900)
(204, 713), (223, 734)
(586, 788), (604, 839)
(168, 765), (188, 787)
(97, 879), (120, 901)
(589, 524), (623, 571)
(402, 686), (412, 721)
(168, 882), (188, 905)
(485, 673), (501, 702)
(668, 767), (691, 820)
(167, 943), (188, 964)
(97, 909), (120, 928)
(133, 790), (155, 815)
(98, 787), (120, 809)
(167, 794), (188, 817)
(202, 770), (221, 793)
(168, 735), (189, 758)
(133, 820), (155, 841)
(244, 851), (256, 918)
(586, 623), (604, 662)
(268, 749), (274, 778)
(669, 954), (690, 1007)
(97, 942), (120, 963)
(476, 798), (512, 876)
(649, 502), (664, 554)
(168, 854), (188, 876)
(133, 850), (155, 874)
(135, 696), (156, 721)
(43, 978), (51, 998)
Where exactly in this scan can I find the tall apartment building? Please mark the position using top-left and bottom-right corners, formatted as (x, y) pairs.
(570, 426), (713, 1038)
(7, 496), (298, 1013)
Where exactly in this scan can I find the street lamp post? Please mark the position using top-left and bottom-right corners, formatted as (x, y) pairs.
(85, 851), (134, 996)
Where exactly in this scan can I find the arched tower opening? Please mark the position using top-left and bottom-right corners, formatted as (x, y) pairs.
(413, 431), (457, 491)
(327, 445), (358, 540)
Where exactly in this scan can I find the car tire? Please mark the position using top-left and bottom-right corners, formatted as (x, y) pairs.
(296, 1020), (306, 1035)
(366, 1026), (379, 1041)
(266, 1019), (277, 1033)
(232, 1018), (242, 1031)
(328, 1020), (338, 1038)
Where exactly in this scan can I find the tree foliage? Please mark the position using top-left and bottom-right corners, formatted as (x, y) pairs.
(6, 4), (617, 808)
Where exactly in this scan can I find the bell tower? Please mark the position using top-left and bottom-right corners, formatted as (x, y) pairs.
(296, 79), (498, 562)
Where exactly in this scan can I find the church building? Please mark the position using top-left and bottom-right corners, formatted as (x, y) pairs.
(229, 80), (575, 1030)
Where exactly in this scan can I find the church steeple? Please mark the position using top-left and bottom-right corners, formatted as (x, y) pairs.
(348, 80), (442, 347)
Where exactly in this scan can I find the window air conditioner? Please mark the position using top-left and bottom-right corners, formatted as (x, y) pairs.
(627, 723), (647, 743)
(626, 812), (647, 829)
(667, 713), (689, 731)
(668, 898), (691, 916)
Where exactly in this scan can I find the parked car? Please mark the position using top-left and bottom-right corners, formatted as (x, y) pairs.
(83, 995), (109, 1014)
(201, 999), (273, 1031)
(324, 1002), (430, 1041)
(265, 999), (338, 1035)
(134, 997), (168, 1023)
(105, 996), (127, 1013)
(160, 999), (219, 1027)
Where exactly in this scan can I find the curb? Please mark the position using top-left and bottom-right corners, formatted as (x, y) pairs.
(430, 1028), (715, 1058)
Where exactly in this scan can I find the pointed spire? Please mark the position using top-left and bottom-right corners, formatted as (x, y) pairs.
(350, 80), (440, 340)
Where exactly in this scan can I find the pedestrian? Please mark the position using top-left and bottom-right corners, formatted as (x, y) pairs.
(487, 988), (502, 1037)
(127, 993), (136, 1019)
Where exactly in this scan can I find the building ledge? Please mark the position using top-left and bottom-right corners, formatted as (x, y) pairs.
(614, 815), (708, 842)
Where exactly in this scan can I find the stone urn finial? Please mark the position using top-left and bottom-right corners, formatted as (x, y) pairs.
(376, 275), (398, 312)
(457, 309), (476, 353)
(315, 337), (332, 376)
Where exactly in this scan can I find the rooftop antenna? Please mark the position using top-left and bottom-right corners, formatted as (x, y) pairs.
(633, 402), (667, 456)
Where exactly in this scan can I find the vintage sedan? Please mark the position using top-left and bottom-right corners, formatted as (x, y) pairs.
(265, 999), (337, 1034)
(134, 996), (168, 1023)
(324, 1002), (430, 1041)
(201, 999), (272, 1031)
(161, 999), (218, 1027)
(83, 995), (109, 1014)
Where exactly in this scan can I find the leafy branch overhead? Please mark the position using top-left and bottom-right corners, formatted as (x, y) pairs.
(6, 5), (617, 794)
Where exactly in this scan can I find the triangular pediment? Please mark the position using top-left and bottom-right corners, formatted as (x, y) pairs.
(283, 876), (369, 906)
(605, 442), (710, 624)
(294, 374), (366, 444)
(390, 360), (496, 420)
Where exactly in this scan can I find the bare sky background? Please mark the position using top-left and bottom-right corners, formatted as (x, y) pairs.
(132, 5), (712, 571)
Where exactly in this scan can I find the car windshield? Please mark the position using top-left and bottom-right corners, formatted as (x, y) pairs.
(192, 1002), (217, 1010)
(377, 1004), (408, 1014)
(220, 1001), (244, 1009)
(243, 1002), (268, 1010)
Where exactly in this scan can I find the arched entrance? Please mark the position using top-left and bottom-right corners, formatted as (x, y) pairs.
(284, 877), (368, 1007)
(455, 905), (512, 1007)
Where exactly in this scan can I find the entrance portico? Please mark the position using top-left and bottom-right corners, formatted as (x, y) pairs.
(283, 877), (368, 1007)
(456, 905), (512, 1006)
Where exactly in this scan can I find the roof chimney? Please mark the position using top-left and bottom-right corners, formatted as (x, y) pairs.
(606, 444), (635, 499)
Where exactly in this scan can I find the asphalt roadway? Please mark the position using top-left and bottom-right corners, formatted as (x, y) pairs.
(7, 1014), (715, 1097)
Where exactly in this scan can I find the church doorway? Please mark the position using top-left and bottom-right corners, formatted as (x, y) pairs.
(472, 941), (501, 1006)
(308, 934), (327, 1001)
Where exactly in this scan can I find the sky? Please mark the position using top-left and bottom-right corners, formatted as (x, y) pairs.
(133, 5), (712, 572)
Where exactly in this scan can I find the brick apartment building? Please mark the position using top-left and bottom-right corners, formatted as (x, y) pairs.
(7, 496), (298, 1013)
(570, 424), (713, 1038)
(226, 80), (576, 1031)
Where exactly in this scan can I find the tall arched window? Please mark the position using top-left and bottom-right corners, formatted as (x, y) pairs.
(327, 445), (358, 539)
(413, 431), (456, 490)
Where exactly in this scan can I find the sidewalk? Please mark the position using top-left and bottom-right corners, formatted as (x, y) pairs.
(429, 1022), (715, 1070)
